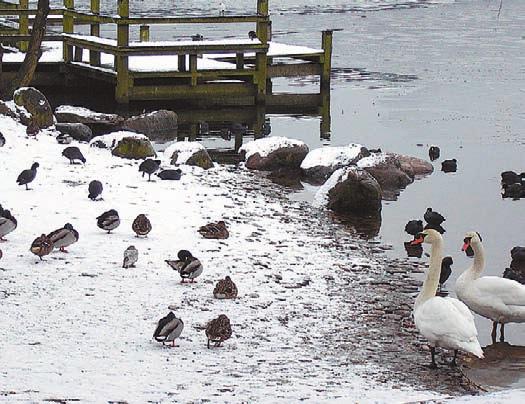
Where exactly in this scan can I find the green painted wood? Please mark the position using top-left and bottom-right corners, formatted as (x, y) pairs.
(129, 82), (256, 101)
(63, 0), (74, 62)
(139, 25), (149, 42)
(120, 15), (265, 25)
(321, 30), (333, 91)
(89, 0), (101, 66)
(18, 0), (28, 51)
(115, 0), (129, 103)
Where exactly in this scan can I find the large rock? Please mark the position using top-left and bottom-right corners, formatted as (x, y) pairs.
(56, 123), (93, 142)
(315, 167), (382, 215)
(13, 87), (54, 128)
(121, 110), (177, 141)
(164, 141), (213, 169)
(396, 154), (434, 178)
(239, 136), (309, 171)
(55, 105), (124, 134)
(0, 100), (18, 119)
(90, 131), (156, 159)
(301, 143), (369, 183)
(357, 153), (413, 200)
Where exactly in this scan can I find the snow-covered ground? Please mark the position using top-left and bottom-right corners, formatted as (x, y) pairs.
(0, 114), (449, 402)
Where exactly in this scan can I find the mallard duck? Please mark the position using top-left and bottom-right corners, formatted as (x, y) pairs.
(16, 162), (39, 190)
(47, 223), (79, 253)
(96, 209), (120, 233)
(198, 221), (229, 239)
(205, 314), (232, 348)
(165, 250), (203, 283)
(153, 312), (184, 347)
(30, 234), (54, 260)
(213, 276), (238, 299)
(62, 146), (86, 164)
(139, 159), (161, 181)
(0, 209), (17, 241)
(123, 245), (138, 268)
(132, 214), (152, 237)
(88, 180), (103, 201)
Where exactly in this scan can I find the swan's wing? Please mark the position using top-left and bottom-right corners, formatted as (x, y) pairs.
(416, 297), (478, 340)
(473, 277), (525, 307)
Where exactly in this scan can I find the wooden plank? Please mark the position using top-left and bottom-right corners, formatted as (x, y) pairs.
(0, 34), (62, 41)
(120, 43), (268, 56)
(268, 63), (321, 78)
(131, 68), (255, 81)
(18, 0), (28, 51)
(129, 82), (256, 101)
(0, 8), (63, 15)
(65, 62), (117, 83)
(89, 0), (101, 66)
(115, 0), (130, 103)
(64, 10), (116, 24)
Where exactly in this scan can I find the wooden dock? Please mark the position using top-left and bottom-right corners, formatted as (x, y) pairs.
(0, 0), (332, 137)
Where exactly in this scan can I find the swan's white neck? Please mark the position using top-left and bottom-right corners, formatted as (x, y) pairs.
(469, 241), (485, 278)
(416, 237), (443, 308)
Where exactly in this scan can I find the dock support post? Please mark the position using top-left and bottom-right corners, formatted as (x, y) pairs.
(178, 55), (186, 72)
(321, 30), (333, 92)
(255, 0), (269, 105)
(18, 0), (28, 51)
(73, 46), (82, 62)
(63, 0), (74, 63)
(89, 0), (101, 66)
(189, 54), (197, 86)
(235, 53), (244, 69)
(139, 25), (150, 42)
(115, 0), (130, 104)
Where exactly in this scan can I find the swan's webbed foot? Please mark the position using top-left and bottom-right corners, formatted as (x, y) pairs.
(441, 350), (458, 367)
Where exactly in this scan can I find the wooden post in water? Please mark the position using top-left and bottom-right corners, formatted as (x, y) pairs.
(139, 25), (150, 42)
(321, 30), (333, 92)
(255, 0), (269, 104)
(115, 0), (130, 103)
(89, 0), (101, 66)
(63, 0), (74, 63)
(18, 0), (28, 51)
(320, 30), (333, 139)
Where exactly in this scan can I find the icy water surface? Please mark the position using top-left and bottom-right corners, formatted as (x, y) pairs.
(41, 0), (525, 390)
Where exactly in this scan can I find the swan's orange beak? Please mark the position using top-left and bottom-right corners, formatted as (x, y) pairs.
(411, 236), (424, 245)
(461, 241), (470, 252)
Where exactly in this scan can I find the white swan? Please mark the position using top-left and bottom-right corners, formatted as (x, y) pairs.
(456, 231), (525, 343)
(412, 229), (484, 367)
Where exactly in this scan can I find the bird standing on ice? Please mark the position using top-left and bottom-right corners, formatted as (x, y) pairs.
(153, 312), (184, 347)
(411, 229), (484, 368)
(219, 2), (225, 16)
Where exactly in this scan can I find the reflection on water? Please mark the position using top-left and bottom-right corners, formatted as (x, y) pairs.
(464, 342), (525, 390)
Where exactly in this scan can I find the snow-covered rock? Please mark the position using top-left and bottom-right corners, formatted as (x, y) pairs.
(301, 143), (368, 182)
(357, 153), (412, 200)
(55, 105), (124, 132)
(314, 166), (382, 215)
(239, 136), (309, 171)
(13, 87), (54, 128)
(121, 109), (178, 141)
(90, 131), (155, 159)
(164, 141), (213, 169)
(56, 123), (93, 142)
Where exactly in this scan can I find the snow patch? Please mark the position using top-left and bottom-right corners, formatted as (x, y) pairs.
(239, 136), (305, 159)
(357, 152), (388, 168)
(89, 131), (149, 148)
(301, 143), (364, 170)
(55, 105), (120, 121)
(163, 141), (205, 164)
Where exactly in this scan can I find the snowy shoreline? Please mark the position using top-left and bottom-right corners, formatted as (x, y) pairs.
(1, 114), (521, 402)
